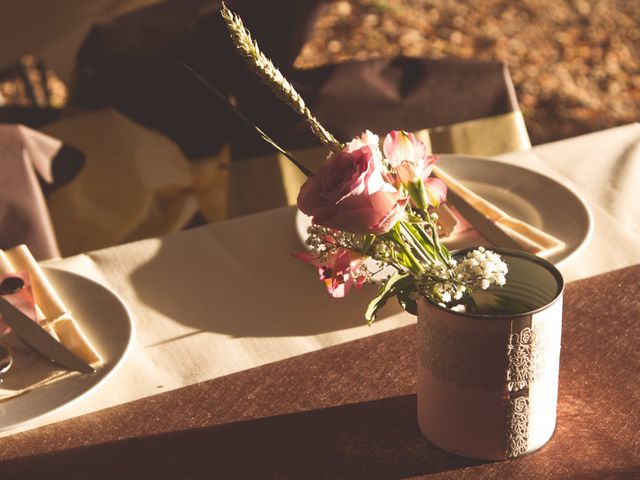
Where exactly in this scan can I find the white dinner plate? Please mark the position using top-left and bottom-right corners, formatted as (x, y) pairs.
(296, 155), (593, 268)
(0, 267), (134, 433)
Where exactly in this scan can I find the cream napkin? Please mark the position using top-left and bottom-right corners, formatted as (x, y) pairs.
(42, 108), (198, 256)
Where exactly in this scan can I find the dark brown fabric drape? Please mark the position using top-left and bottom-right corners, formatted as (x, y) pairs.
(0, 264), (638, 478)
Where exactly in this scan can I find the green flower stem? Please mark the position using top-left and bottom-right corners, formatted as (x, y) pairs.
(430, 218), (453, 264)
(415, 220), (452, 266)
(388, 224), (424, 274)
(405, 206), (448, 265)
(402, 222), (437, 262)
(397, 224), (428, 264)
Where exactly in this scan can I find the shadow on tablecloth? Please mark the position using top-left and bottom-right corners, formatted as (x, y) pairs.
(125, 209), (406, 338)
(0, 395), (489, 479)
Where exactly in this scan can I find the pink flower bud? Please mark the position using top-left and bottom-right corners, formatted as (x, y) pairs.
(397, 160), (420, 185)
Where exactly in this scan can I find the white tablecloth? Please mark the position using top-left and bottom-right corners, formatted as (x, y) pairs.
(8, 123), (640, 436)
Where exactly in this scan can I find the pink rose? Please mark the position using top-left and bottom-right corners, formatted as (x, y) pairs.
(297, 144), (407, 234)
(293, 249), (367, 298)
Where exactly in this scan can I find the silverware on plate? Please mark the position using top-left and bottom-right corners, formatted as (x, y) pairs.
(433, 165), (565, 255)
(0, 295), (94, 374)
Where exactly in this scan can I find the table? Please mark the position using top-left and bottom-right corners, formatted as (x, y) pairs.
(0, 124), (639, 477)
(1, 265), (639, 479)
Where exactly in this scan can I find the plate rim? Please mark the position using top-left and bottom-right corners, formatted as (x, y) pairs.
(0, 267), (135, 434)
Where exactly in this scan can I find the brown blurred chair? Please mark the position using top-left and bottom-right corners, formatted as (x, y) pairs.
(44, 0), (530, 254)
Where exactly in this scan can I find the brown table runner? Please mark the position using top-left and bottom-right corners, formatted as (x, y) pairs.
(0, 265), (639, 479)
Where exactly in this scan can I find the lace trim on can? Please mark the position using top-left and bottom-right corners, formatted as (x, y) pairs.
(506, 396), (529, 458)
(507, 324), (556, 392)
(505, 320), (559, 457)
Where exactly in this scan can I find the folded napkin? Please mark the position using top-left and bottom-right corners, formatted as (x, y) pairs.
(436, 203), (565, 258)
(0, 124), (84, 260)
(231, 56), (525, 160)
(42, 108), (198, 256)
(0, 245), (102, 401)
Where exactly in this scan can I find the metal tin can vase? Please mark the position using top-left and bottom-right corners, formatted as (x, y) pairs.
(416, 248), (564, 460)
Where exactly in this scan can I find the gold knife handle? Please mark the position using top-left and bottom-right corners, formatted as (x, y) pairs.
(497, 217), (565, 251)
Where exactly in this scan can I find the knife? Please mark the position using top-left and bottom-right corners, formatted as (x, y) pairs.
(0, 296), (94, 374)
(445, 188), (523, 250)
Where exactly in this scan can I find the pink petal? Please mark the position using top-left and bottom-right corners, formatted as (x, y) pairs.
(383, 131), (427, 168)
(424, 177), (448, 206)
(371, 197), (409, 233)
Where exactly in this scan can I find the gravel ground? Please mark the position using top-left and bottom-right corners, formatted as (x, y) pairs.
(295, 0), (639, 145)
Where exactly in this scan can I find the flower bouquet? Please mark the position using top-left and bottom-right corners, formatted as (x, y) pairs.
(213, 4), (509, 324)
(190, 4), (566, 461)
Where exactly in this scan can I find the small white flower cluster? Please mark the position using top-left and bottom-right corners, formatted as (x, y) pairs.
(454, 247), (508, 290)
(431, 280), (465, 304)
(305, 225), (361, 262)
(419, 260), (466, 304)
(416, 247), (508, 308)
(449, 304), (467, 313)
(306, 224), (399, 270)
(370, 241), (396, 263)
(352, 262), (372, 284)
(305, 229), (330, 263)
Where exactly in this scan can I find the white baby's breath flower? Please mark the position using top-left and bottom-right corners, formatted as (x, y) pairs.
(415, 246), (508, 311)
(454, 247), (508, 292)
(450, 304), (467, 313)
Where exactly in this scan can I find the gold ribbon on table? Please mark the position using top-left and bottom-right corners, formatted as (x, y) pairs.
(423, 110), (531, 158)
